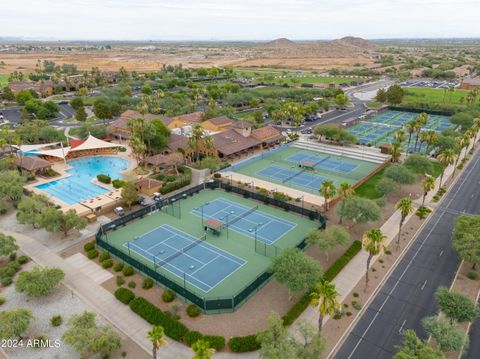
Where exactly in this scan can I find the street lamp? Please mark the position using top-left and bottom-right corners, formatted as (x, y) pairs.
(222, 210), (235, 239)
(226, 174), (233, 186)
(194, 202), (210, 227)
(249, 222), (264, 242)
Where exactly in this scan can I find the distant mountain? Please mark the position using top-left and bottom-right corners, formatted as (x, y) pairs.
(263, 38), (297, 48)
(338, 36), (378, 50)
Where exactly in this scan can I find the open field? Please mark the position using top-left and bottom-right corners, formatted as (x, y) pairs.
(403, 87), (470, 106)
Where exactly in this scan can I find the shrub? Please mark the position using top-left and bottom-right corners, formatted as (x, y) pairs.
(346, 311), (352, 317)
(184, 331), (203, 346)
(116, 276), (125, 286)
(162, 289), (176, 303)
(416, 205), (432, 220)
(119, 147), (127, 152)
(204, 335), (226, 351)
(352, 301), (362, 310)
(50, 315), (62, 327)
(122, 266), (134, 276)
(17, 255), (29, 265)
(376, 177), (399, 196)
(0, 296), (5, 305)
(115, 288), (136, 304)
(353, 292), (359, 298)
(385, 250), (392, 255)
(404, 154), (433, 174)
(324, 240), (362, 281)
(84, 242), (95, 252)
(0, 277), (13, 287)
(113, 262), (124, 272)
(101, 259), (113, 269)
(213, 173), (221, 179)
(467, 272), (478, 280)
(97, 174), (111, 184)
(186, 304), (201, 318)
(272, 191), (291, 202)
(112, 179), (125, 189)
(87, 249), (99, 259)
(99, 252), (111, 262)
(228, 335), (261, 352)
(384, 165), (415, 184)
(9, 252), (16, 261)
(128, 281), (136, 289)
(129, 297), (189, 341)
(142, 278), (154, 289)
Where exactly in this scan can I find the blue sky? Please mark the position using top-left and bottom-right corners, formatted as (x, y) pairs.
(2, 0), (479, 40)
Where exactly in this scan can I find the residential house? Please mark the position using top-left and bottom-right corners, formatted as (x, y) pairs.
(107, 110), (162, 139)
(136, 177), (163, 196)
(165, 111), (204, 129)
(212, 129), (260, 159)
(460, 77), (480, 90)
(201, 116), (251, 133)
(251, 125), (283, 148)
(9, 80), (54, 97)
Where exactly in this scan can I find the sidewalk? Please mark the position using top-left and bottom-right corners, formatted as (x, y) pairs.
(1, 230), (193, 359)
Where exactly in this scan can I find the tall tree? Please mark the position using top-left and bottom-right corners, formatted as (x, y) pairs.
(390, 141), (402, 162)
(147, 325), (168, 359)
(257, 312), (298, 359)
(362, 228), (386, 286)
(336, 196), (381, 225)
(307, 226), (349, 261)
(435, 287), (479, 324)
(394, 130), (406, 143)
(121, 181), (140, 210)
(405, 120), (417, 152)
(337, 182), (354, 224)
(395, 197), (414, 249)
(452, 215), (480, 269)
(319, 180), (336, 212)
(270, 248), (322, 300)
(39, 208), (87, 237)
(310, 280), (340, 333)
(421, 175), (436, 206)
(437, 148), (456, 187)
(422, 316), (469, 353)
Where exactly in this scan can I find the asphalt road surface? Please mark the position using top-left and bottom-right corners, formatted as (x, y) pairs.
(0, 103), (76, 127)
(334, 150), (480, 359)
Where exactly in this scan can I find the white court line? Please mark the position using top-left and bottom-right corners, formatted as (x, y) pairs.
(146, 232), (176, 251)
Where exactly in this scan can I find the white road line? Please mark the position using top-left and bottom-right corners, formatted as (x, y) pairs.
(346, 152), (480, 359)
(398, 319), (407, 334)
(439, 250), (444, 257)
(421, 280), (428, 290)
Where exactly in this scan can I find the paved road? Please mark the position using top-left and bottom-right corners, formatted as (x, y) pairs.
(334, 150), (480, 359)
(0, 103), (76, 127)
(465, 314), (480, 359)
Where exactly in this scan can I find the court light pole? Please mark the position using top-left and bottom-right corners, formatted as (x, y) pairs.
(195, 202), (210, 227)
(249, 222), (264, 244)
(224, 210), (235, 240)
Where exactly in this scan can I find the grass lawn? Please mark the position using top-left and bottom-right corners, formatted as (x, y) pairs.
(403, 87), (469, 106)
(366, 102), (383, 108)
(354, 167), (386, 199)
(0, 74), (8, 87)
(271, 76), (363, 85)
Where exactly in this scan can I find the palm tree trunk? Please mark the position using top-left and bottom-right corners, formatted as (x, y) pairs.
(413, 131), (420, 152)
(407, 133), (412, 152)
(422, 192), (427, 206)
(324, 198), (328, 212)
(318, 313), (324, 333)
(452, 156), (459, 178)
(396, 222), (403, 249)
(153, 346), (157, 359)
(339, 201), (345, 224)
(439, 170), (444, 188)
(365, 255), (372, 285)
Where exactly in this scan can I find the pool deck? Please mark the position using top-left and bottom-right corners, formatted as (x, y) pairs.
(25, 142), (138, 216)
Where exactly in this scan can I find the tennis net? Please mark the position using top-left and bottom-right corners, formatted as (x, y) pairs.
(227, 205), (259, 227)
(282, 167), (306, 183)
(154, 235), (206, 267)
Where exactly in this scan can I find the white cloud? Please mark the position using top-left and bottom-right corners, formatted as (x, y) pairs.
(0, 0), (479, 40)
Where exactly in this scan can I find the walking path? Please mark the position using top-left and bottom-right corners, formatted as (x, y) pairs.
(1, 230), (193, 359)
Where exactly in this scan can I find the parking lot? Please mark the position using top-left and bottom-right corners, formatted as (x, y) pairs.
(0, 102), (76, 127)
(400, 80), (459, 89)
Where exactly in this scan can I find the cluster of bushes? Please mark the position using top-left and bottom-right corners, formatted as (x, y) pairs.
(114, 288), (136, 304)
(124, 296), (224, 350)
(162, 289), (176, 302)
(416, 205), (432, 220)
(157, 167), (193, 195)
(112, 179), (125, 188)
(97, 174), (111, 184)
(433, 187), (447, 202)
(0, 259), (21, 287)
(272, 191), (292, 202)
(323, 240), (362, 281)
(228, 335), (260, 352)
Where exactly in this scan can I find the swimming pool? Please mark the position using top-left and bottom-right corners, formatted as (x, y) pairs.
(36, 156), (128, 205)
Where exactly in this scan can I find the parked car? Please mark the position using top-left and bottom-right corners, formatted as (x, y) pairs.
(114, 207), (125, 216)
(139, 197), (148, 206)
(300, 127), (313, 134)
(153, 192), (162, 202)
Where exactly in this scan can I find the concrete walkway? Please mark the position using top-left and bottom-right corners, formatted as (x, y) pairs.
(2, 230), (193, 359)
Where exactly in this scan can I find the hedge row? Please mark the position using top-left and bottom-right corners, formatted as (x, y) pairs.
(229, 240), (363, 352)
(97, 174), (111, 184)
(122, 296), (224, 350)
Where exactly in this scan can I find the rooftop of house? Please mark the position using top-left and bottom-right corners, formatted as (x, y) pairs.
(212, 129), (260, 156)
(16, 156), (52, 172)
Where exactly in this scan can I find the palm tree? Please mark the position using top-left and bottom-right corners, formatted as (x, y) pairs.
(362, 228), (386, 286)
(394, 130), (406, 143)
(147, 325), (168, 359)
(423, 130), (438, 154)
(319, 180), (336, 212)
(472, 118), (480, 148)
(390, 141), (402, 162)
(188, 124), (206, 163)
(191, 339), (215, 359)
(437, 149), (456, 188)
(459, 135), (471, 161)
(421, 175), (436, 206)
(413, 113), (428, 152)
(310, 280), (340, 333)
(395, 197), (414, 249)
(405, 120), (417, 153)
(451, 146), (462, 178)
(338, 182), (354, 224)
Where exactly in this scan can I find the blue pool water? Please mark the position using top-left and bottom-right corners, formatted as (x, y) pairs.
(36, 156), (128, 205)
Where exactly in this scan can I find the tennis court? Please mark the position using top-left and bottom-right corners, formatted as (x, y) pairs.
(191, 197), (296, 244)
(227, 145), (380, 194)
(99, 189), (317, 302)
(123, 224), (245, 292)
(347, 110), (453, 151)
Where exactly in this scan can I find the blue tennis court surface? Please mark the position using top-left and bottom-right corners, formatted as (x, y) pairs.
(123, 224), (245, 292)
(286, 152), (358, 173)
(191, 197), (296, 244)
(257, 164), (327, 191)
